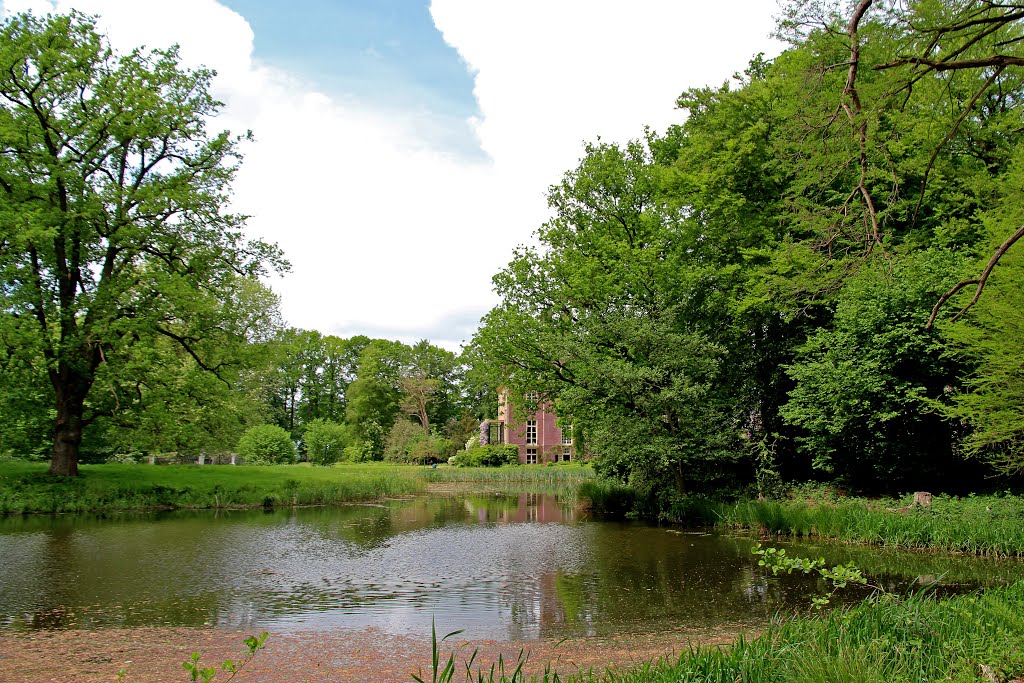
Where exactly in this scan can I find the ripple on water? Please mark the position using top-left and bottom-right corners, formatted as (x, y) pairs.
(0, 495), (1019, 638)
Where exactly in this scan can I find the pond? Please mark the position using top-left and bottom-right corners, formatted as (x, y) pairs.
(0, 492), (1021, 640)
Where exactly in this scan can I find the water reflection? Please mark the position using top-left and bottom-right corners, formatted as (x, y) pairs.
(0, 494), (1019, 639)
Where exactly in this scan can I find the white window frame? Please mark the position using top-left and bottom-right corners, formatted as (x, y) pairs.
(525, 447), (537, 464)
(525, 419), (537, 445)
(562, 425), (573, 445)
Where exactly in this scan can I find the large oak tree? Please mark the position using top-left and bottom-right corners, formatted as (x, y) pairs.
(0, 12), (285, 475)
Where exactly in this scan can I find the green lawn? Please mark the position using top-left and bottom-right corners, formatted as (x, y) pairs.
(0, 461), (426, 513)
(0, 460), (600, 514)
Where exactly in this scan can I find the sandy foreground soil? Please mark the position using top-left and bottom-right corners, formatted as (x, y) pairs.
(0, 626), (749, 683)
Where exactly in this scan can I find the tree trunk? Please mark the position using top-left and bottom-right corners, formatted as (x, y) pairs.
(48, 374), (90, 477)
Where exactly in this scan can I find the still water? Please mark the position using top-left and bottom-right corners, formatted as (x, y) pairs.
(0, 493), (1021, 639)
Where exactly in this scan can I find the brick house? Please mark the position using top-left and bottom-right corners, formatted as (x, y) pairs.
(482, 388), (574, 464)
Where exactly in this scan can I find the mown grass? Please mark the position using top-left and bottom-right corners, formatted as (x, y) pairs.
(428, 582), (1024, 682)
(0, 461), (425, 514)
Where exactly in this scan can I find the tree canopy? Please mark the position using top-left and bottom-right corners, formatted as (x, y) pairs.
(470, 0), (1024, 497)
(0, 12), (286, 474)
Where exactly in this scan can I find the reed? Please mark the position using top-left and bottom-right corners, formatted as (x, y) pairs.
(421, 464), (596, 487)
(576, 479), (636, 517)
(705, 493), (1024, 557)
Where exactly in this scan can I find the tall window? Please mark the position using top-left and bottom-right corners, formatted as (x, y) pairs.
(526, 420), (537, 444)
(562, 425), (573, 445)
(562, 446), (572, 461)
(526, 448), (537, 464)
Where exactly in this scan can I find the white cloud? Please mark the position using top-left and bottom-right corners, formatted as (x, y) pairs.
(1, 0), (782, 350)
(431, 0), (783, 190)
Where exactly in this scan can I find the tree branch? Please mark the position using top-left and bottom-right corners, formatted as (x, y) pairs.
(927, 223), (1024, 327)
(878, 55), (1024, 71)
(154, 326), (231, 386)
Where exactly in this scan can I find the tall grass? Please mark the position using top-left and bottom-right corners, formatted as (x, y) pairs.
(422, 464), (596, 487)
(0, 461), (425, 514)
(576, 479), (636, 517)
(0, 461), (599, 514)
(431, 582), (1024, 682)
(657, 492), (1024, 557)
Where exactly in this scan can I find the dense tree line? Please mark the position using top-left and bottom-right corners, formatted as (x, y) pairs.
(471, 0), (1024, 500)
(6, 5), (1024, 492)
(0, 12), (492, 472)
(264, 330), (489, 464)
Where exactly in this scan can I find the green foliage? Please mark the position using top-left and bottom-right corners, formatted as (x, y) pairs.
(180, 632), (267, 683)
(450, 444), (520, 468)
(941, 205), (1024, 473)
(345, 338), (468, 458)
(0, 12), (286, 475)
(384, 418), (429, 463)
(752, 544), (870, 609)
(781, 250), (972, 489)
(269, 329), (366, 438)
(302, 419), (354, 465)
(472, 139), (748, 501)
(236, 424), (294, 465)
(411, 435), (456, 465)
(383, 418), (456, 464)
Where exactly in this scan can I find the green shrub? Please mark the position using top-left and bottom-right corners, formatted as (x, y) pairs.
(408, 435), (456, 464)
(451, 444), (519, 467)
(236, 424), (295, 465)
(383, 418), (457, 464)
(343, 443), (374, 462)
(303, 419), (353, 465)
(384, 418), (427, 463)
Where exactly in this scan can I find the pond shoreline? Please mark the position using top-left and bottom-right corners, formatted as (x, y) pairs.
(0, 624), (749, 682)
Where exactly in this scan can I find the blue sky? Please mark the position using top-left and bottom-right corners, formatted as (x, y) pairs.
(1, 0), (783, 350)
(219, 0), (482, 154)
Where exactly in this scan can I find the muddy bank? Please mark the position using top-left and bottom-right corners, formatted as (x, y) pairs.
(0, 626), (750, 683)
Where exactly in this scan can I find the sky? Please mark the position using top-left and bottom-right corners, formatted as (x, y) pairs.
(0, 0), (784, 350)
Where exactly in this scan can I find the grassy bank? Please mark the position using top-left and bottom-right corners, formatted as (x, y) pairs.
(420, 582), (1024, 682)
(699, 494), (1024, 557)
(712, 494), (1024, 557)
(0, 461), (425, 514)
(562, 581), (1024, 683)
(0, 461), (598, 514)
(581, 484), (1024, 557)
(422, 463), (595, 487)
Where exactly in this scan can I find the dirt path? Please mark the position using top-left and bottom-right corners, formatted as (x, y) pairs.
(0, 626), (749, 682)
